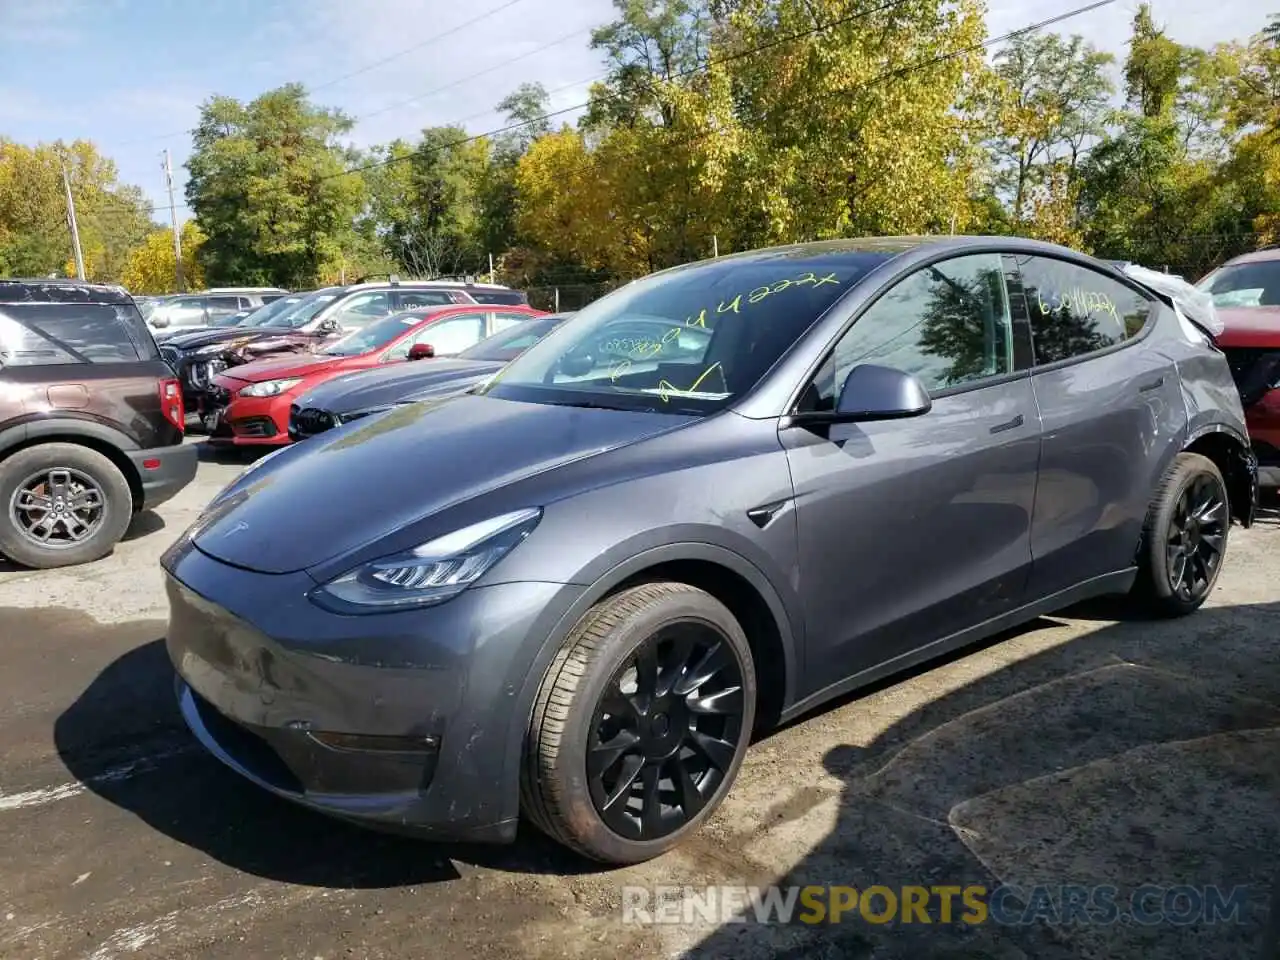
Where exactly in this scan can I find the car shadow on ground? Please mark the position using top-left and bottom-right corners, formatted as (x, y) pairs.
(194, 440), (271, 464)
(680, 599), (1280, 960)
(121, 510), (166, 542)
(47, 597), (1280, 956)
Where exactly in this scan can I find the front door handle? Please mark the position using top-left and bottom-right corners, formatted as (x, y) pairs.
(990, 413), (1024, 435)
(1138, 375), (1165, 393)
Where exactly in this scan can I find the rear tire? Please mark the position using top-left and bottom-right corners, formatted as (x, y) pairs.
(1131, 452), (1229, 617)
(0, 444), (133, 569)
(521, 582), (757, 864)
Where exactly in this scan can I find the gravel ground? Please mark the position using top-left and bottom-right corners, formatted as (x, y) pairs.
(0, 440), (1276, 959)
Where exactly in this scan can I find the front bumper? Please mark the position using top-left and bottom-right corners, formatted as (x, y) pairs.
(163, 539), (584, 840)
(207, 382), (295, 446)
(128, 442), (198, 510)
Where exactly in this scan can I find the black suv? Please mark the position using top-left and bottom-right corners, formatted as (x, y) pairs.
(0, 280), (197, 568)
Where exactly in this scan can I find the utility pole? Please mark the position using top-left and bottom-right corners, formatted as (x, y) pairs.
(488, 252), (495, 284)
(712, 235), (719, 258)
(162, 149), (184, 292)
(60, 160), (85, 280)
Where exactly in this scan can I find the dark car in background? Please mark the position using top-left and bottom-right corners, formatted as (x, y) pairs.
(0, 279), (196, 568)
(288, 313), (571, 440)
(165, 236), (1254, 866)
(1197, 247), (1280, 487)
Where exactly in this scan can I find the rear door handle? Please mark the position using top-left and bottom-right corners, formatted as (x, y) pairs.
(990, 413), (1024, 434)
(1138, 376), (1165, 392)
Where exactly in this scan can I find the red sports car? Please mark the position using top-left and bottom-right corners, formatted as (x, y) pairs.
(207, 303), (544, 445)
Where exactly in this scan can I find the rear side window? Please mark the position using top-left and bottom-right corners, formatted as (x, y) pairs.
(0, 303), (158, 365)
(399, 291), (456, 308)
(469, 289), (528, 305)
(1012, 255), (1153, 365)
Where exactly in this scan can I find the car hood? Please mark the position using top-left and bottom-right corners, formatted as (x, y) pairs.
(297, 359), (502, 413)
(219, 352), (346, 384)
(164, 327), (264, 351)
(1214, 306), (1280, 347)
(192, 393), (688, 574)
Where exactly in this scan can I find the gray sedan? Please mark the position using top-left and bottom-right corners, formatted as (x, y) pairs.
(162, 236), (1256, 865)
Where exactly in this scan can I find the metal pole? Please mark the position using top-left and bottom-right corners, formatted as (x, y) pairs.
(162, 149), (184, 292)
(554, 287), (560, 312)
(60, 159), (85, 280)
(488, 252), (495, 283)
(712, 235), (718, 257)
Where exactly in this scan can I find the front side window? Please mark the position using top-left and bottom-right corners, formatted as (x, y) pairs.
(491, 312), (529, 334)
(1013, 255), (1152, 365)
(469, 290), (528, 305)
(387, 314), (486, 359)
(0, 303), (152, 365)
(328, 291), (394, 329)
(801, 254), (1014, 410)
(482, 252), (888, 413)
(1197, 259), (1280, 308)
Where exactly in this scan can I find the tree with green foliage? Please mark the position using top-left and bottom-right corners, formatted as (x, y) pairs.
(185, 83), (367, 288)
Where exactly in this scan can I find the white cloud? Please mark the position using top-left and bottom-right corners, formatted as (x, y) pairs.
(0, 0), (87, 45)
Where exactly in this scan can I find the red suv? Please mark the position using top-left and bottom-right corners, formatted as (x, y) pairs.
(207, 304), (545, 445)
(1198, 248), (1280, 488)
(0, 280), (196, 567)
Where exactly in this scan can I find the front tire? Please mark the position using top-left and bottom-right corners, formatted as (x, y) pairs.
(521, 582), (757, 864)
(1132, 452), (1229, 617)
(0, 443), (133, 569)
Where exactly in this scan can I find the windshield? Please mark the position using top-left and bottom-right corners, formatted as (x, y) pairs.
(1197, 260), (1280, 307)
(322, 311), (425, 355)
(480, 251), (886, 413)
(238, 294), (305, 328)
(262, 289), (342, 328)
(459, 316), (564, 361)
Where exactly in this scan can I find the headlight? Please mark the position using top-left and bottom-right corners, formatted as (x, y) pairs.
(309, 508), (542, 613)
(192, 343), (228, 357)
(240, 377), (303, 398)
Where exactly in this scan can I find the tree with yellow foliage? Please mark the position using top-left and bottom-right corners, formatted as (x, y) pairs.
(120, 222), (206, 294)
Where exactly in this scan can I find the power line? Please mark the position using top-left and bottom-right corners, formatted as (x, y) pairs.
(355, 26), (593, 123)
(312, 0), (528, 92)
(323, 0), (925, 180)
(112, 0), (533, 147)
(321, 0), (1115, 183)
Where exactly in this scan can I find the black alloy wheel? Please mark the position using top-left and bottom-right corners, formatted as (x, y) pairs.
(587, 623), (747, 841)
(522, 582), (757, 864)
(1165, 471), (1227, 603)
(1133, 452), (1231, 617)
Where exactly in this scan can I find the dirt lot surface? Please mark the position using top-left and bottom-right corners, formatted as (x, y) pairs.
(0, 440), (1277, 959)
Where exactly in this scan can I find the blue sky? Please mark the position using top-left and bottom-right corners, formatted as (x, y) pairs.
(0, 0), (1269, 226)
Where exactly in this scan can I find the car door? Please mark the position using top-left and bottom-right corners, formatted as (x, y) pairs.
(204, 296), (243, 322)
(323, 291), (395, 337)
(1008, 253), (1186, 599)
(781, 252), (1041, 693)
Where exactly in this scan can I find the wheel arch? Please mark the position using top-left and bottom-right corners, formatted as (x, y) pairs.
(1183, 425), (1256, 528)
(501, 542), (799, 824)
(0, 420), (144, 512)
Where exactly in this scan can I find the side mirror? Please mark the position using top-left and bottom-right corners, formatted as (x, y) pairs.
(151, 315), (169, 329)
(316, 318), (339, 335)
(792, 364), (931, 426)
(408, 343), (435, 361)
(834, 364), (931, 421)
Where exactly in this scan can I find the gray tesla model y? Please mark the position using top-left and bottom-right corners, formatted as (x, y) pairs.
(163, 236), (1256, 864)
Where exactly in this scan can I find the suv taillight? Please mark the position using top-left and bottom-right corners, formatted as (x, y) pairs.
(160, 377), (185, 432)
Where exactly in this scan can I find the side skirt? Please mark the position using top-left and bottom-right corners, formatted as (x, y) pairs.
(780, 568), (1138, 725)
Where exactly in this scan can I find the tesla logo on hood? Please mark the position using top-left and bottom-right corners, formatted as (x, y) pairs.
(222, 520), (250, 538)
